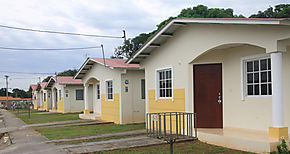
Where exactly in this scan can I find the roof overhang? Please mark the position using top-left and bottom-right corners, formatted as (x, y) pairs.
(45, 77), (56, 89)
(126, 18), (290, 64)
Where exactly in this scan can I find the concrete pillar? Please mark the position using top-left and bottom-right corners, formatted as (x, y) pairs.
(84, 85), (90, 114)
(52, 90), (56, 110)
(269, 52), (288, 140)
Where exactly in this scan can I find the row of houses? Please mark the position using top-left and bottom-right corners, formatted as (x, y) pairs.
(30, 58), (145, 124)
(30, 18), (290, 152)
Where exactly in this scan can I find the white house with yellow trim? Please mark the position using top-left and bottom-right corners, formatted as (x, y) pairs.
(29, 84), (38, 109)
(45, 76), (84, 113)
(35, 82), (48, 111)
(127, 18), (290, 152)
(75, 58), (145, 124)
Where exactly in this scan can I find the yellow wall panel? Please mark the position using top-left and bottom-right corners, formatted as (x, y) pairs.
(101, 93), (120, 124)
(34, 100), (37, 109)
(148, 89), (185, 113)
(148, 89), (186, 133)
(57, 97), (64, 113)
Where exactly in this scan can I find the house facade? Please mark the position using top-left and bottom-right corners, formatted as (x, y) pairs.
(45, 76), (84, 113)
(30, 84), (38, 109)
(75, 58), (145, 124)
(127, 18), (290, 152)
(35, 82), (48, 111)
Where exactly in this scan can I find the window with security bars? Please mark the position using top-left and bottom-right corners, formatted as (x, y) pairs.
(157, 69), (172, 98)
(106, 80), (113, 100)
(246, 57), (272, 96)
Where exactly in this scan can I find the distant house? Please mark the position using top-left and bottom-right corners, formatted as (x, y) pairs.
(127, 18), (290, 152)
(36, 82), (48, 111)
(45, 76), (84, 113)
(75, 58), (145, 124)
(29, 84), (38, 109)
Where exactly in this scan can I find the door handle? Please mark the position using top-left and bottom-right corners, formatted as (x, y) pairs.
(218, 92), (222, 104)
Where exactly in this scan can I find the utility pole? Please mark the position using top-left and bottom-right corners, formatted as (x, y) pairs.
(5, 75), (9, 108)
(123, 30), (126, 43)
(101, 44), (106, 67)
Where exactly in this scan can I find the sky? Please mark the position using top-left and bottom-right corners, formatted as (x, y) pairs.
(0, 0), (288, 91)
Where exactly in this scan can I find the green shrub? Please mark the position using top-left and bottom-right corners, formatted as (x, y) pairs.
(276, 139), (290, 154)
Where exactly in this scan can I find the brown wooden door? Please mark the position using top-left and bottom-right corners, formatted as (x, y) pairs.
(194, 64), (223, 128)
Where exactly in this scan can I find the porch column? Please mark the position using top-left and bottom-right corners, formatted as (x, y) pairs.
(40, 92), (43, 109)
(52, 90), (56, 110)
(83, 85), (90, 114)
(269, 52), (288, 140)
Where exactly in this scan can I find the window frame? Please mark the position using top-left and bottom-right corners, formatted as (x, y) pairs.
(43, 92), (46, 102)
(155, 67), (174, 101)
(141, 79), (145, 99)
(59, 89), (62, 101)
(96, 84), (100, 100)
(105, 80), (113, 101)
(241, 54), (272, 100)
(75, 89), (84, 100)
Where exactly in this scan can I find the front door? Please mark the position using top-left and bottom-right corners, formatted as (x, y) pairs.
(194, 64), (223, 128)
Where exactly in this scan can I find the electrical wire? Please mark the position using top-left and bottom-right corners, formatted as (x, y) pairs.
(0, 46), (101, 51)
(0, 24), (124, 39)
(0, 71), (54, 75)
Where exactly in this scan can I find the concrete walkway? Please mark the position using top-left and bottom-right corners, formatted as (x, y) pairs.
(61, 135), (165, 153)
(0, 109), (66, 154)
(47, 129), (146, 143)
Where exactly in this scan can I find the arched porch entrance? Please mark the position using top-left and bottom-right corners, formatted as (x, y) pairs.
(79, 77), (101, 120)
(51, 87), (58, 112)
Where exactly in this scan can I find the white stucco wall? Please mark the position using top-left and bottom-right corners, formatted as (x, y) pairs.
(121, 70), (145, 124)
(63, 85), (84, 113)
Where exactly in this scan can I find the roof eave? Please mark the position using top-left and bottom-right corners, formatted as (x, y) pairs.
(126, 18), (290, 64)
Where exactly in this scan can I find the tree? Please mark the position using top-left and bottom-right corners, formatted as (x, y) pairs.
(113, 5), (245, 58)
(250, 4), (290, 18)
(42, 69), (78, 82)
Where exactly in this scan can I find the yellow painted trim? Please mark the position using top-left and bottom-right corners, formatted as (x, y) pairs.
(83, 109), (90, 114)
(52, 107), (57, 110)
(269, 127), (288, 140)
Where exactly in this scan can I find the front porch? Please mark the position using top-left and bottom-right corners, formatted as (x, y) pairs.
(198, 127), (290, 153)
(79, 113), (101, 120)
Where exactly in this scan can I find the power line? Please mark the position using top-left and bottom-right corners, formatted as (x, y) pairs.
(0, 24), (124, 39)
(0, 46), (102, 51)
(0, 71), (54, 75)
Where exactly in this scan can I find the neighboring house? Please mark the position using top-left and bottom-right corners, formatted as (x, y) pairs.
(45, 76), (84, 113)
(0, 96), (32, 108)
(36, 82), (48, 111)
(127, 18), (290, 152)
(29, 84), (38, 109)
(74, 58), (145, 124)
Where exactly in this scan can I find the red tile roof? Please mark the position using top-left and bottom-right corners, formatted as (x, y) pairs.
(91, 58), (139, 68)
(38, 82), (47, 89)
(30, 84), (37, 90)
(52, 76), (83, 85)
(0, 96), (22, 101)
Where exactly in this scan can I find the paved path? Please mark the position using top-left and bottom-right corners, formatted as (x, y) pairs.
(61, 135), (165, 153)
(0, 109), (66, 154)
(47, 129), (146, 143)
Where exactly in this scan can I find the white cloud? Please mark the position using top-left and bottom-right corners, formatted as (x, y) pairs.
(0, 0), (288, 90)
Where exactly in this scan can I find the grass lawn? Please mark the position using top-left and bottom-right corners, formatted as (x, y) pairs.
(99, 140), (252, 154)
(15, 112), (81, 124)
(10, 109), (43, 115)
(37, 123), (145, 140)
